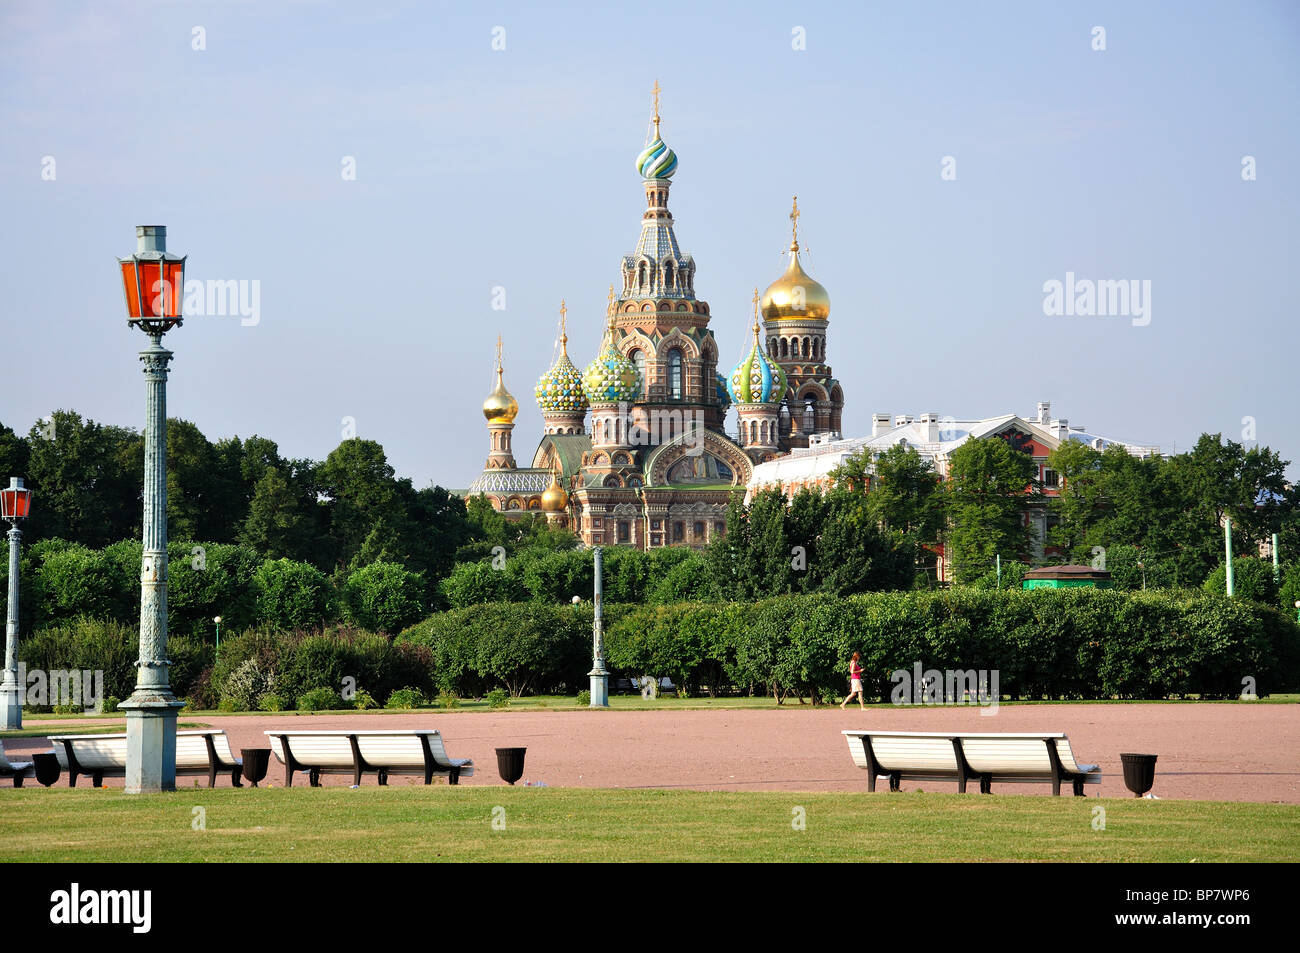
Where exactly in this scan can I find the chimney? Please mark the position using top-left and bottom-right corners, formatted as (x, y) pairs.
(918, 413), (940, 443)
(136, 225), (167, 255)
(1050, 418), (1069, 440)
(894, 414), (914, 427)
(1036, 400), (1050, 425)
(872, 413), (892, 438)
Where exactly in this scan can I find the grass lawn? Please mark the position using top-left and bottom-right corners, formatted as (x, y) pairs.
(1, 787), (1295, 862)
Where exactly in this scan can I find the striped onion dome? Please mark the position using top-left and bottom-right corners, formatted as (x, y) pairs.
(535, 336), (588, 414)
(636, 137), (678, 179)
(727, 336), (787, 405)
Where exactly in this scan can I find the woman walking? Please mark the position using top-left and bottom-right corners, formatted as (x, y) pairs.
(841, 651), (866, 710)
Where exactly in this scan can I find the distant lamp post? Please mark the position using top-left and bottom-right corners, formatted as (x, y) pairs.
(117, 225), (187, 794)
(1294, 600), (1299, 624)
(213, 616), (222, 656)
(571, 596), (581, 606)
(1, 477), (33, 730)
(588, 547), (609, 707)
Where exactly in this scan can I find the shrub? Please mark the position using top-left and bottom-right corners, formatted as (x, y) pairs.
(341, 561), (427, 633)
(102, 695), (121, 713)
(486, 687), (509, 709)
(219, 658), (275, 712)
(297, 687), (342, 711)
(436, 691), (460, 709)
(576, 689), (591, 706)
(256, 692), (290, 712)
(1203, 557), (1279, 606)
(352, 688), (378, 710)
(253, 558), (333, 629)
(386, 686), (425, 709)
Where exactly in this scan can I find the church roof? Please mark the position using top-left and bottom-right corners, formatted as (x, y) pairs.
(466, 468), (553, 495)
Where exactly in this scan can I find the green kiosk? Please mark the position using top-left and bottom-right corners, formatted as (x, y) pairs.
(1022, 565), (1112, 589)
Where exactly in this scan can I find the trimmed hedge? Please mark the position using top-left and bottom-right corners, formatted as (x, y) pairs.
(603, 589), (1300, 701)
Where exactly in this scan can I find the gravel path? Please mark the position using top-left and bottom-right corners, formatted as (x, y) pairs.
(8, 703), (1298, 801)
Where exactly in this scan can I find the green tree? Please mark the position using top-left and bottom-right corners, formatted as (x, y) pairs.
(253, 558), (333, 629)
(1203, 557), (1280, 605)
(946, 435), (1040, 583)
(341, 561), (427, 633)
(239, 465), (320, 563)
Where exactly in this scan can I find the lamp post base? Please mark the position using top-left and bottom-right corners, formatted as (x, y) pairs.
(0, 677), (20, 730)
(588, 669), (609, 708)
(119, 692), (185, 793)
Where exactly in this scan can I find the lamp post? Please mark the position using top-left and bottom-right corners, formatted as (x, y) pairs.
(588, 547), (609, 707)
(1294, 600), (1299, 624)
(117, 225), (187, 794)
(213, 616), (222, 656)
(1, 477), (33, 729)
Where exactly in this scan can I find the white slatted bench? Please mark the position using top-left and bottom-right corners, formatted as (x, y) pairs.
(843, 730), (1102, 796)
(49, 730), (244, 788)
(1, 740), (38, 787)
(265, 729), (474, 787)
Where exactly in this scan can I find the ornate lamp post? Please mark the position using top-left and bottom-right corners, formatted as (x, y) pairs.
(1, 477), (32, 729)
(589, 546), (609, 707)
(213, 616), (222, 656)
(117, 225), (187, 793)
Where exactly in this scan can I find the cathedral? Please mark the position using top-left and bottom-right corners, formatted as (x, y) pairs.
(467, 87), (844, 549)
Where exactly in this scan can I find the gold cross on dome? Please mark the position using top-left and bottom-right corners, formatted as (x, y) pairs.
(651, 80), (662, 136)
(558, 300), (567, 345)
(495, 332), (503, 370)
(790, 195), (800, 250)
(751, 288), (761, 338)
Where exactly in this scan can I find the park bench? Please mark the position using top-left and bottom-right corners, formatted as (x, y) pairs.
(842, 730), (1102, 796)
(48, 729), (244, 788)
(264, 729), (474, 787)
(0, 740), (38, 787)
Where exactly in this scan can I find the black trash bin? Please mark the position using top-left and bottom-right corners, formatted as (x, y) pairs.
(32, 752), (61, 787)
(1119, 752), (1158, 797)
(240, 748), (271, 788)
(495, 747), (527, 785)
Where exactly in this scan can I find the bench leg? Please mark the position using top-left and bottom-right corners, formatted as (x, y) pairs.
(449, 767), (460, 786)
(68, 771), (78, 788)
(208, 765), (217, 788)
(12, 775), (22, 788)
(1051, 776), (1061, 796)
(1072, 777), (1085, 797)
(956, 775), (967, 793)
(285, 765), (294, 787)
(979, 776), (992, 794)
(92, 771), (103, 789)
(378, 769), (389, 786)
(232, 767), (243, 788)
(888, 772), (901, 792)
(309, 768), (321, 787)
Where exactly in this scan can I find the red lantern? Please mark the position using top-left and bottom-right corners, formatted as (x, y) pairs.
(118, 225), (186, 333)
(0, 478), (31, 522)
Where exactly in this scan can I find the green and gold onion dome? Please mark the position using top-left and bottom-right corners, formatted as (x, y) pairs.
(729, 293), (787, 405)
(483, 352), (519, 424)
(636, 137), (678, 179)
(583, 336), (641, 404)
(535, 316), (588, 414)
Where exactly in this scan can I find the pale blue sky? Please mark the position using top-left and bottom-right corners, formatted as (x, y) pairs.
(2, 0), (1298, 485)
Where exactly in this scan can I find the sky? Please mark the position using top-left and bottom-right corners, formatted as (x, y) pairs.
(2, 0), (1298, 487)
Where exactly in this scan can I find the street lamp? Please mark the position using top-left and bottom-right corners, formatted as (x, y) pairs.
(1, 477), (32, 729)
(588, 547), (609, 707)
(1294, 600), (1299, 624)
(213, 616), (222, 656)
(117, 225), (187, 794)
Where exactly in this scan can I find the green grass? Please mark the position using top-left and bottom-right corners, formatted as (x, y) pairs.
(0, 787), (1294, 862)
(1, 722), (208, 739)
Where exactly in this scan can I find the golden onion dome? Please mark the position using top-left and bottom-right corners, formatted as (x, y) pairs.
(541, 470), (568, 512)
(483, 364), (519, 424)
(761, 245), (830, 322)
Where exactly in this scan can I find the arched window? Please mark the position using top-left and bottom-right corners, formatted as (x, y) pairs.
(769, 338), (777, 357)
(802, 338), (811, 358)
(629, 348), (646, 394)
(780, 339), (789, 359)
(668, 348), (683, 400)
(664, 261), (675, 289)
(637, 262), (647, 289)
(803, 397), (816, 432)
